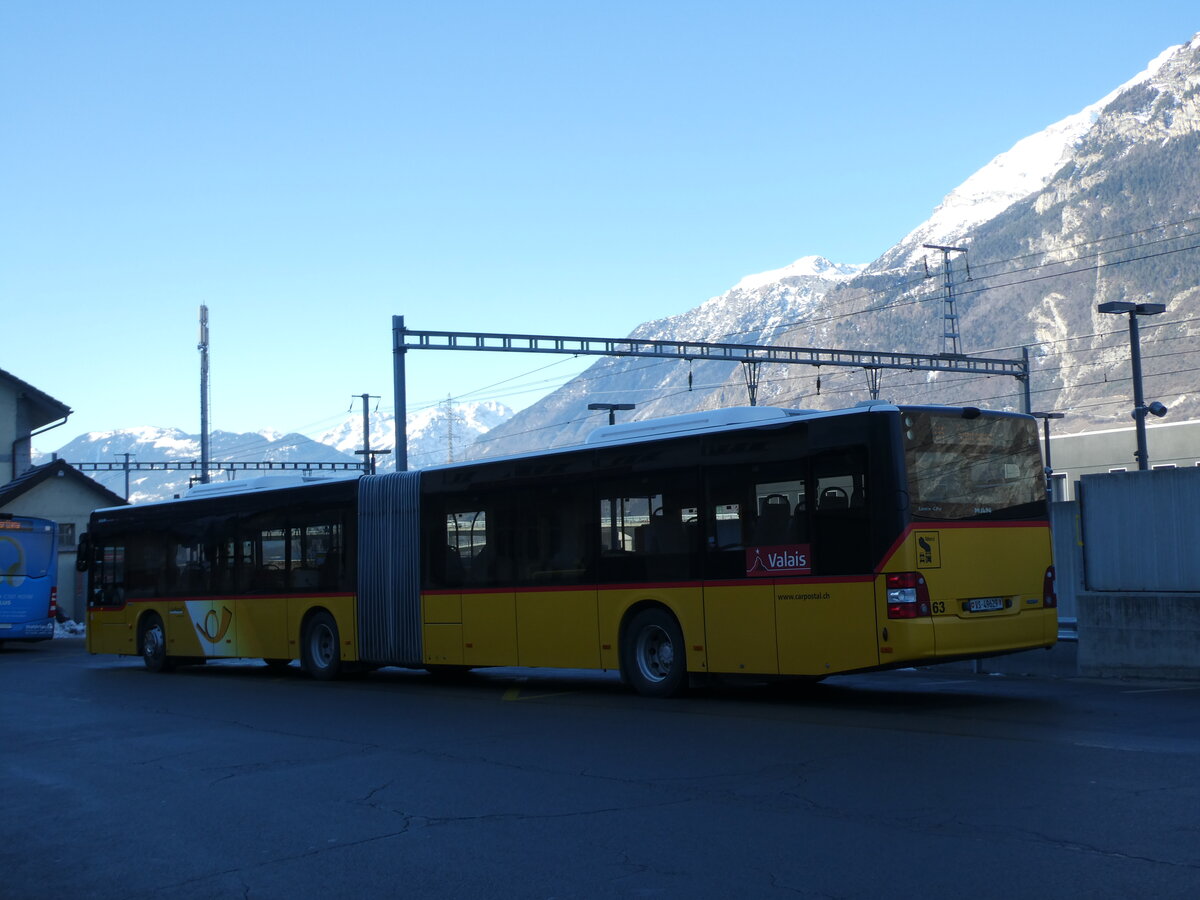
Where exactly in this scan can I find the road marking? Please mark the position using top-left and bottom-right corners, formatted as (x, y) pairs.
(502, 680), (577, 702)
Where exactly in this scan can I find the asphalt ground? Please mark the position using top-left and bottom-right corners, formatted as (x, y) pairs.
(2, 638), (1198, 899)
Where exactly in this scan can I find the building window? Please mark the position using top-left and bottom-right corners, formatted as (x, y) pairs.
(57, 522), (76, 547)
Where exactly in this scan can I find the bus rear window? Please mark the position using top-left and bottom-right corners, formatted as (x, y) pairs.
(0, 528), (54, 578)
(903, 411), (1044, 521)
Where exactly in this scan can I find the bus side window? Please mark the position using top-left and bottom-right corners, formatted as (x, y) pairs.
(424, 497), (503, 589)
(811, 448), (870, 575)
(518, 483), (591, 585)
(598, 475), (698, 583)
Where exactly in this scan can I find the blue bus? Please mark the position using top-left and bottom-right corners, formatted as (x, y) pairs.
(0, 515), (59, 649)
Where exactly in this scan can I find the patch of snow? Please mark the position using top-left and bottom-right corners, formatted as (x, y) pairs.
(54, 619), (85, 638)
(732, 256), (865, 293)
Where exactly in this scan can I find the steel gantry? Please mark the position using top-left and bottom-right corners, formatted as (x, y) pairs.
(391, 315), (1032, 471)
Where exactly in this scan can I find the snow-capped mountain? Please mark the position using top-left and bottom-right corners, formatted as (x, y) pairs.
(871, 42), (1183, 273)
(50, 427), (355, 503)
(315, 400), (513, 470)
(45, 400), (515, 503)
(467, 33), (1200, 454)
(468, 256), (863, 458)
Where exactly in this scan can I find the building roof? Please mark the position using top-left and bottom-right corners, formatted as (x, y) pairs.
(0, 459), (126, 509)
(0, 367), (73, 430)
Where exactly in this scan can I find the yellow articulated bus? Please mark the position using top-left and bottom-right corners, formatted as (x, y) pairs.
(81, 403), (1056, 697)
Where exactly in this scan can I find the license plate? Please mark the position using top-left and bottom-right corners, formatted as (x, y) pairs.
(968, 597), (1004, 613)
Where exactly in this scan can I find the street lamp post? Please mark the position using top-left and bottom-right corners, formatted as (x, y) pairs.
(1031, 411), (1065, 499)
(588, 402), (636, 425)
(1097, 301), (1167, 471)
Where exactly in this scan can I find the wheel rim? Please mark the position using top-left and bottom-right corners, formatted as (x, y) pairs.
(310, 623), (335, 669)
(143, 623), (164, 661)
(635, 624), (675, 683)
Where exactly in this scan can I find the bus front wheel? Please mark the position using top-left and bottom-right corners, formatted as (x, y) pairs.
(302, 611), (342, 681)
(140, 613), (174, 673)
(621, 607), (687, 698)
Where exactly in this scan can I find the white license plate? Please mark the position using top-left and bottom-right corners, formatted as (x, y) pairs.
(968, 597), (1004, 612)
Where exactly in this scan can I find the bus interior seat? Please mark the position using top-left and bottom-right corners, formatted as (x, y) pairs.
(754, 497), (791, 545)
(818, 487), (849, 511)
(714, 518), (742, 549)
(789, 505), (809, 542)
(643, 515), (687, 555)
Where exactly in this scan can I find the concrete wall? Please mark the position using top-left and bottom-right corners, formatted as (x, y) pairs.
(1077, 592), (1200, 680)
(1079, 468), (1200, 592)
(1074, 467), (1200, 680)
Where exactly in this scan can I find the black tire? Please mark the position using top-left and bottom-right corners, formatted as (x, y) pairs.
(140, 613), (175, 673)
(620, 607), (688, 698)
(301, 611), (342, 681)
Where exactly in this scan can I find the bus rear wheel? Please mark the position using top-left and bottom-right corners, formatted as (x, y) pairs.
(621, 607), (687, 698)
(140, 613), (174, 673)
(302, 611), (342, 681)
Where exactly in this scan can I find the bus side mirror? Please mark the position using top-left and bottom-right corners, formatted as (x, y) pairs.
(75, 533), (91, 572)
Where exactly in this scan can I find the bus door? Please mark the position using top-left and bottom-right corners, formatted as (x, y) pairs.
(515, 482), (597, 669)
(86, 539), (138, 655)
(165, 534), (237, 659)
(702, 475), (785, 676)
(226, 525), (288, 661)
(446, 506), (517, 668)
(774, 451), (878, 676)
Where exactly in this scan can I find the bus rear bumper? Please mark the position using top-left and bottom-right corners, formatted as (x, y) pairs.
(0, 618), (55, 641)
(932, 607), (1058, 659)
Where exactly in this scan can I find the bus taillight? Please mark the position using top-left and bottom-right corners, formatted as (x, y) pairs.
(48, 586), (58, 619)
(886, 572), (931, 619)
(1043, 566), (1057, 609)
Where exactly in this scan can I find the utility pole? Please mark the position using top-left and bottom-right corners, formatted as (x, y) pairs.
(198, 305), (211, 484)
(353, 393), (391, 475)
(923, 244), (969, 357)
(393, 315), (408, 472)
(116, 452), (135, 500)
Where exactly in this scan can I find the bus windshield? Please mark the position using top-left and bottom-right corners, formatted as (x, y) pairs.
(903, 411), (1045, 521)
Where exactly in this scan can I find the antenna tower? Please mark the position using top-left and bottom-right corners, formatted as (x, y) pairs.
(923, 244), (968, 356)
(198, 305), (211, 484)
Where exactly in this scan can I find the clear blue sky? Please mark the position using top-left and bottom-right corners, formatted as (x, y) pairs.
(4, 1), (1197, 452)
